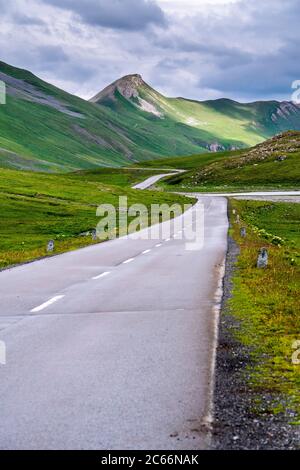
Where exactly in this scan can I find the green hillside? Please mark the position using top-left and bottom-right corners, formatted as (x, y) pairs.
(135, 149), (245, 170)
(0, 61), (163, 171)
(2, 61), (300, 172)
(93, 74), (300, 152)
(160, 131), (300, 192)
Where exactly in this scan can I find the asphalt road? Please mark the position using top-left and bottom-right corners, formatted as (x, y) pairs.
(132, 171), (182, 190)
(0, 171), (229, 450)
(1, 169), (298, 450)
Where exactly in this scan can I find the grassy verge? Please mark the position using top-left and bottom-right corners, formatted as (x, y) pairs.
(0, 167), (193, 269)
(228, 199), (300, 421)
(68, 167), (167, 187)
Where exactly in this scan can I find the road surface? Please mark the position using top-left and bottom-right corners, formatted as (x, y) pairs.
(0, 172), (228, 450)
(1, 169), (298, 450)
(132, 170), (183, 190)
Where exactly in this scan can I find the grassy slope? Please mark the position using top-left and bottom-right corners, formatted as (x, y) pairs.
(135, 149), (245, 170)
(0, 62), (249, 172)
(158, 132), (300, 191)
(228, 199), (300, 420)
(160, 98), (264, 147)
(0, 167), (192, 269)
(0, 62), (215, 171)
(0, 62), (138, 170)
(110, 84), (300, 150)
(69, 167), (168, 187)
(134, 83), (300, 148)
(3, 60), (300, 172)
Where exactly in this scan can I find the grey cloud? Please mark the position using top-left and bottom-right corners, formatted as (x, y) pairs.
(152, 34), (254, 69)
(41, 0), (166, 30)
(156, 57), (193, 71)
(0, 0), (299, 102)
(0, 0), (10, 14)
(13, 13), (46, 26)
(36, 45), (68, 65)
(32, 46), (98, 81)
(200, 42), (300, 99)
(0, 1), (45, 26)
(146, 0), (300, 101)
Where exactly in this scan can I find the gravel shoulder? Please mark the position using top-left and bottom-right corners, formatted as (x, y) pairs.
(212, 235), (300, 450)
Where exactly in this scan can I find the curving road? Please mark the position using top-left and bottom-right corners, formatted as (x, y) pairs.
(1, 169), (299, 450)
(132, 170), (184, 190)
(0, 172), (230, 450)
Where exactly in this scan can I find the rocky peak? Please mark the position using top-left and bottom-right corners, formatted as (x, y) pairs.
(113, 74), (145, 99)
(90, 74), (147, 104)
(90, 73), (164, 118)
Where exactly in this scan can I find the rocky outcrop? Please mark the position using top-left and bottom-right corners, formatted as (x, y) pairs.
(271, 102), (300, 122)
(90, 74), (163, 118)
(207, 143), (225, 152)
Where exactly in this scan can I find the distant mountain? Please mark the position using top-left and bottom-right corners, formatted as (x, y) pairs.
(90, 74), (165, 118)
(91, 73), (300, 150)
(1, 60), (300, 172)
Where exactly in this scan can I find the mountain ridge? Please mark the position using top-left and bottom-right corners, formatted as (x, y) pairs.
(91, 72), (300, 149)
(1, 60), (300, 172)
(92, 73), (300, 114)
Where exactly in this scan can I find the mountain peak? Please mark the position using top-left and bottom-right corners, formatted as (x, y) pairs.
(90, 73), (164, 118)
(90, 73), (148, 104)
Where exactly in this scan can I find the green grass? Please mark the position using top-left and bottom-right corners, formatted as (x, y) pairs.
(0, 167), (193, 269)
(170, 153), (300, 192)
(69, 167), (168, 187)
(227, 199), (300, 419)
(135, 149), (245, 170)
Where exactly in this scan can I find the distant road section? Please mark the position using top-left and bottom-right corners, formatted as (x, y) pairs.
(132, 170), (183, 190)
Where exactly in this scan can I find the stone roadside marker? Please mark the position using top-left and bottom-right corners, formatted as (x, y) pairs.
(47, 240), (55, 252)
(257, 248), (268, 268)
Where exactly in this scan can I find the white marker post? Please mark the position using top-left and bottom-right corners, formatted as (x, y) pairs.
(0, 340), (6, 365)
(0, 81), (6, 105)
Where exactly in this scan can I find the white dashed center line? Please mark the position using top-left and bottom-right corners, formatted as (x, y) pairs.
(142, 249), (151, 254)
(165, 238), (170, 242)
(92, 271), (111, 280)
(31, 295), (65, 313)
(123, 258), (135, 264)
(155, 243), (162, 248)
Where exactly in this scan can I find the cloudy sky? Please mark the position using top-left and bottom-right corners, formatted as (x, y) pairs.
(0, 0), (299, 102)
